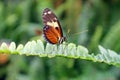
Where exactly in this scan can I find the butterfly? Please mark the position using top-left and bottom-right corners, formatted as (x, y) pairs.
(42, 8), (66, 44)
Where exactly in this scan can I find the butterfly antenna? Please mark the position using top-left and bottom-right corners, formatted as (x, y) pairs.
(65, 29), (71, 41)
(70, 29), (88, 37)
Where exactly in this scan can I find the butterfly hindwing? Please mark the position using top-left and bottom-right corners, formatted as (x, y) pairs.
(43, 25), (58, 44)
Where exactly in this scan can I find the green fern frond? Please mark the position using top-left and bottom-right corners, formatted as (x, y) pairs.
(0, 40), (120, 67)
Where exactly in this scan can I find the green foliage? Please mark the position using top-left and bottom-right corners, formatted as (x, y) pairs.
(0, 40), (120, 67)
(102, 21), (120, 52)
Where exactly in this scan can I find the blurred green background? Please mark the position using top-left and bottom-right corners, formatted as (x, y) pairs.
(0, 0), (120, 80)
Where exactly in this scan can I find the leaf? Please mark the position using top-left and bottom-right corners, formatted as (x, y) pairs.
(0, 40), (120, 67)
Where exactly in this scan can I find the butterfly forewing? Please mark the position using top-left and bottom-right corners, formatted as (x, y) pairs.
(42, 8), (65, 44)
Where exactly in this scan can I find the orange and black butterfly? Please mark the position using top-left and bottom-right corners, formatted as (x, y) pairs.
(42, 8), (66, 44)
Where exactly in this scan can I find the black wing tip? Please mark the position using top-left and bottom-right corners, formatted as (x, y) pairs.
(43, 8), (52, 12)
(44, 8), (51, 10)
(42, 8), (52, 17)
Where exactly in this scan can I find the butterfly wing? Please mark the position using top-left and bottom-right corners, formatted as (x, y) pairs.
(43, 25), (59, 44)
(42, 8), (64, 44)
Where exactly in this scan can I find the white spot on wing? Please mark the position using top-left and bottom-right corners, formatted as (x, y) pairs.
(54, 18), (57, 20)
(44, 12), (47, 15)
(47, 21), (59, 28)
(48, 11), (52, 14)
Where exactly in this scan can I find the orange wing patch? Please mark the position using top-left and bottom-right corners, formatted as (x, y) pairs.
(43, 26), (60, 44)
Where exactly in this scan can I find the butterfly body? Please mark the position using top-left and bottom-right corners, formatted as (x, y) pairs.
(42, 8), (65, 44)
